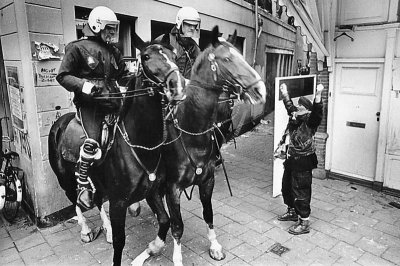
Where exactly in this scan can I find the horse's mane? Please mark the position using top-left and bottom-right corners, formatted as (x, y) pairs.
(191, 45), (215, 77)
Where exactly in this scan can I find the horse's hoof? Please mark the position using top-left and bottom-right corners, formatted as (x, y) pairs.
(102, 226), (113, 244)
(209, 248), (226, 261)
(128, 202), (141, 217)
(80, 226), (102, 243)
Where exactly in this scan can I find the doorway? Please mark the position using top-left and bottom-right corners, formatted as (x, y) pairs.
(330, 62), (383, 181)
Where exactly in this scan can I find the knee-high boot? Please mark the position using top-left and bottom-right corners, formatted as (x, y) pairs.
(76, 138), (99, 210)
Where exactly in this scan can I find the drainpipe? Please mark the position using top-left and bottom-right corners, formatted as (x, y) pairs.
(252, 0), (259, 67)
(252, 0), (263, 67)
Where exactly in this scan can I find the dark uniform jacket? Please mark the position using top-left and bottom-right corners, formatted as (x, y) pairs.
(156, 26), (200, 79)
(56, 37), (128, 109)
(282, 93), (323, 171)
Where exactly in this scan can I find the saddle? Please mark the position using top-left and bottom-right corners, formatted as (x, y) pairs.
(60, 115), (116, 163)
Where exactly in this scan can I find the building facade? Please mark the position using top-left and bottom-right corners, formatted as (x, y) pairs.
(0, 0), (310, 221)
(1, 0), (398, 221)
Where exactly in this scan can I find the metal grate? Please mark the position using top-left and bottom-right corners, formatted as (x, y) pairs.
(268, 242), (290, 256)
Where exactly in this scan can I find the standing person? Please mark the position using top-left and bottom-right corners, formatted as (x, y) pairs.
(277, 83), (324, 235)
(156, 6), (201, 79)
(56, 6), (130, 210)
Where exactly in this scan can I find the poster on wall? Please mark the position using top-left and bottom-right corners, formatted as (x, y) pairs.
(273, 75), (316, 197)
(6, 66), (25, 130)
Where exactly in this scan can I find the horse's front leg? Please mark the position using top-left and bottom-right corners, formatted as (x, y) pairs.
(76, 205), (101, 243)
(199, 176), (226, 261)
(99, 203), (112, 243)
(166, 184), (184, 266)
(109, 199), (128, 266)
(131, 192), (170, 266)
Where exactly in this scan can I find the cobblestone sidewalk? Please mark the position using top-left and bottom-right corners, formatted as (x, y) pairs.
(1, 119), (400, 265)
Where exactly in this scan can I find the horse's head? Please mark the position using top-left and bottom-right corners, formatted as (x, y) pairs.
(206, 26), (266, 105)
(134, 34), (185, 101)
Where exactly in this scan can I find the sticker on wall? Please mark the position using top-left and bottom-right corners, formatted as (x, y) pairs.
(6, 66), (25, 131)
(32, 41), (62, 61)
(33, 61), (60, 86)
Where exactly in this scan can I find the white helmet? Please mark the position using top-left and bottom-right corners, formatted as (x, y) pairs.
(88, 6), (119, 34)
(176, 7), (201, 29)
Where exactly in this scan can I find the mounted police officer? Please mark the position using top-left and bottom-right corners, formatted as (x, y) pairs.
(56, 6), (130, 210)
(156, 6), (201, 79)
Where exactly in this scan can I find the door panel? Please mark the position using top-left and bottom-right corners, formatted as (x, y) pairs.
(331, 63), (383, 180)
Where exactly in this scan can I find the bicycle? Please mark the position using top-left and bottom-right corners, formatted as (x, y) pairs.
(0, 149), (23, 222)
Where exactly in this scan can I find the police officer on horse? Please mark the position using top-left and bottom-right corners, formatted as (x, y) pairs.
(56, 6), (130, 210)
(157, 6), (201, 79)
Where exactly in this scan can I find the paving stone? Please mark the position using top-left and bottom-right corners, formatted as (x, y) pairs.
(332, 257), (363, 266)
(184, 235), (209, 255)
(330, 241), (365, 261)
(307, 246), (341, 265)
(263, 227), (293, 244)
(199, 249), (236, 266)
(228, 211), (254, 225)
(283, 235), (317, 255)
(229, 242), (264, 263)
(354, 236), (388, 256)
(39, 222), (68, 235)
(0, 246), (22, 264)
(220, 222), (249, 236)
(217, 232), (244, 250)
(381, 246), (400, 265)
(309, 231), (339, 250)
(237, 229), (272, 247)
(19, 242), (54, 263)
(374, 221), (400, 238)
(357, 252), (397, 266)
(43, 227), (75, 247)
(311, 198), (337, 211)
(0, 236), (14, 251)
(325, 226), (363, 245)
(14, 231), (45, 252)
(245, 219), (273, 234)
(311, 206), (337, 222)
(251, 252), (288, 266)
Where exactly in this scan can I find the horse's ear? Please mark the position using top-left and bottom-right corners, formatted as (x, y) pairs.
(211, 26), (221, 47)
(227, 30), (237, 45)
(132, 31), (146, 51)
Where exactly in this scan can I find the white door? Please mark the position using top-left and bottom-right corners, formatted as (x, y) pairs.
(331, 62), (383, 181)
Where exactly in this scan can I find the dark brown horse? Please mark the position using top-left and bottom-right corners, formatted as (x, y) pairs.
(132, 26), (267, 266)
(48, 37), (184, 254)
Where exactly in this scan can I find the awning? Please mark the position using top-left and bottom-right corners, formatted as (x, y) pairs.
(278, 0), (329, 63)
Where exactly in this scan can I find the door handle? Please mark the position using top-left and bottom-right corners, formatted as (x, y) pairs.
(376, 112), (380, 121)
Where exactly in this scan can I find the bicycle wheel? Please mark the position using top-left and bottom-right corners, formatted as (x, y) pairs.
(3, 174), (21, 222)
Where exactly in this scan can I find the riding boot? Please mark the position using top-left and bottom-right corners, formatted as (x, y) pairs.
(277, 207), (298, 221)
(76, 138), (99, 210)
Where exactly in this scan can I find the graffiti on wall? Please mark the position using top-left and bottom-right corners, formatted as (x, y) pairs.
(13, 128), (32, 160)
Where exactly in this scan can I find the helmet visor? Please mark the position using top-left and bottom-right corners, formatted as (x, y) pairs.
(101, 22), (120, 44)
(181, 21), (200, 39)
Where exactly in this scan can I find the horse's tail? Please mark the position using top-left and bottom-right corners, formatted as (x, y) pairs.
(48, 112), (77, 203)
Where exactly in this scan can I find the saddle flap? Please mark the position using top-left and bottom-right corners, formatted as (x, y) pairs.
(61, 118), (86, 163)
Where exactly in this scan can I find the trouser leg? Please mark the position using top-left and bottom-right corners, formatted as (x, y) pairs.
(292, 170), (312, 218)
(281, 167), (294, 208)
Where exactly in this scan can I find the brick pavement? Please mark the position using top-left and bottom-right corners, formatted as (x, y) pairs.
(1, 117), (400, 265)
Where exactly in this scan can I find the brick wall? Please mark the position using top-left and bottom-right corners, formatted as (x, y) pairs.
(310, 52), (329, 178)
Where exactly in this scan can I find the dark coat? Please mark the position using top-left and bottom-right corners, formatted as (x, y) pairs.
(56, 36), (128, 108)
(282, 93), (323, 171)
(156, 26), (200, 79)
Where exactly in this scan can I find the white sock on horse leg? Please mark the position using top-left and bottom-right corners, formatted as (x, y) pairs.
(207, 228), (222, 250)
(100, 205), (112, 243)
(76, 205), (91, 235)
(172, 239), (183, 266)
